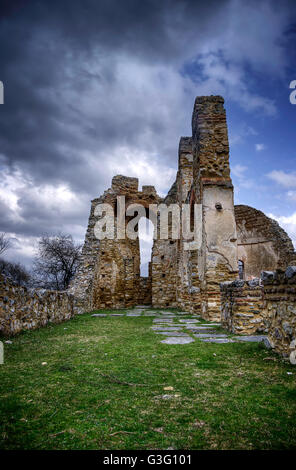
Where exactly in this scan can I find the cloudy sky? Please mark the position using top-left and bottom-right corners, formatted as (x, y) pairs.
(0, 0), (296, 274)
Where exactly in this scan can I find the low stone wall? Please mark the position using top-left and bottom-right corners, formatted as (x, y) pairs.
(0, 274), (76, 336)
(220, 267), (296, 361)
(263, 267), (296, 359)
(220, 279), (265, 335)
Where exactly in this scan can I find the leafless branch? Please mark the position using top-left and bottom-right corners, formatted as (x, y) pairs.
(0, 233), (11, 255)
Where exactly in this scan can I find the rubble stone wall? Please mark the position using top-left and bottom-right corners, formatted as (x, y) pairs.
(152, 239), (178, 308)
(138, 276), (152, 305)
(220, 267), (296, 360)
(264, 267), (296, 358)
(0, 274), (75, 336)
(152, 136), (194, 309)
(220, 279), (265, 335)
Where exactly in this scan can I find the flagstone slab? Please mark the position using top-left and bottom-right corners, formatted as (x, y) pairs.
(201, 338), (234, 343)
(153, 318), (174, 323)
(185, 326), (215, 330)
(151, 326), (183, 331)
(233, 335), (267, 343)
(126, 311), (143, 314)
(179, 319), (200, 323)
(161, 337), (195, 345)
(91, 314), (107, 317)
(155, 331), (190, 336)
(193, 333), (228, 338)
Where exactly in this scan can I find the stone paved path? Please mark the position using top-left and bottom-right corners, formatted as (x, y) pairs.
(91, 307), (269, 346)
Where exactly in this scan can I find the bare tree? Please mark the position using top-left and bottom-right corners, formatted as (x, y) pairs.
(0, 259), (30, 286)
(33, 233), (81, 290)
(0, 233), (11, 255)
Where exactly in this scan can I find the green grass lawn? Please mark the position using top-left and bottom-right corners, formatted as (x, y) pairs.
(0, 309), (295, 450)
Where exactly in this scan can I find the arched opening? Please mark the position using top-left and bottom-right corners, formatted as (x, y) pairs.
(238, 260), (244, 280)
(137, 217), (154, 306)
(138, 217), (154, 277)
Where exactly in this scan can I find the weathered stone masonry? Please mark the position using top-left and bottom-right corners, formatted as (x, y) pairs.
(0, 274), (75, 335)
(220, 267), (296, 360)
(70, 175), (161, 312)
(1, 95), (295, 354)
(70, 95), (295, 323)
(235, 205), (295, 279)
(221, 279), (265, 335)
(263, 267), (296, 359)
(190, 96), (238, 321)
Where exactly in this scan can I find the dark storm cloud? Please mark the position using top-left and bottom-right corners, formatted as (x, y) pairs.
(0, 0), (228, 188)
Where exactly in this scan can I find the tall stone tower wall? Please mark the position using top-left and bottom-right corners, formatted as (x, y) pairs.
(191, 96), (238, 320)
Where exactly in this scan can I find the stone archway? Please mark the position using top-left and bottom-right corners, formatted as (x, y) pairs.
(71, 175), (161, 311)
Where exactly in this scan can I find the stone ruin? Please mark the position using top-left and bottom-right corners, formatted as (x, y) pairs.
(70, 96), (296, 322)
(1, 95), (296, 360)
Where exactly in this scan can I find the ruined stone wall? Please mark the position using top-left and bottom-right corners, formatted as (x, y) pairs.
(220, 279), (265, 335)
(264, 267), (296, 359)
(151, 179), (179, 308)
(191, 96), (238, 321)
(175, 137), (202, 314)
(235, 205), (295, 279)
(152, 135), (202, 312)
(220, 267), (296, 361)
(177, 248), (201, 313)
(138, 276), (152, 306)
(152, 239), (178, 308)
(176, 137), (194, 203)
(71, 175), (160, 311)
(192, 96), (231, 183)
(91, 238), (140, 309)
(153, 137), (199, 311)
(70, 95), (295, 319)
(0, 274), (75, 336)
